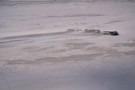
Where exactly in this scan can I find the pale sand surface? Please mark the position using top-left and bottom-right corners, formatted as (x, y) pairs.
(0, 1), (135, 90)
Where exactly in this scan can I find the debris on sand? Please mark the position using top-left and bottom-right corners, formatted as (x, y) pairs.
(85, 29), (100, 33)
(102, 31), (119, 36)
(67, 28), (119, 36)
(66, 29), (82, 32)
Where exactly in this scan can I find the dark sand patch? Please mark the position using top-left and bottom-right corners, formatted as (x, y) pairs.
(122, 51), (135, 55)
(65, 42), (93, 49)
(46, 48), (67, 53)
(23, 46), (54, 52)
(47, 14), (103, 18)
(113, 42), (135, 47)
(105, 20), (126, 24)
(0, 31), (66, 41)
(6, 53), (104, 65)
(86, 46), (124, 57)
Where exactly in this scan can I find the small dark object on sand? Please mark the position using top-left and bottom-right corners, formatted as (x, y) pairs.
(67, 29), (81, 32)
(85, 29), (100, 33)
(103, 31), (119, 36)
(109, 31), (119, 36)
(67, 29), (75, 32)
